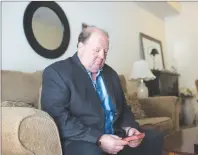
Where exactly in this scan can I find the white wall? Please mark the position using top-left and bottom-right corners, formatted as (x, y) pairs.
(165, 2), (198, 92)
(2, 2), (166, 92)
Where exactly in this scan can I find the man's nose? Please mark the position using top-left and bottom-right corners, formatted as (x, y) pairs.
(98, 50), (105, 59)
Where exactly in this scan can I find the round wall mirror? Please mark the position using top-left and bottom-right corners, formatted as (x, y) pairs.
(23, 1), (70, 59)
(32, 7), (64, 50)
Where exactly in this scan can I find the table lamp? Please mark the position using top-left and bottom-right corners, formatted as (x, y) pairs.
(130, 60), (156, 98)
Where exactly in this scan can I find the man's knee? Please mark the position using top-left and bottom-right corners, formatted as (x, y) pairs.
(143, 128), (164, 144)
(64, 141), (105, 155)
(139, 128), (164, 155)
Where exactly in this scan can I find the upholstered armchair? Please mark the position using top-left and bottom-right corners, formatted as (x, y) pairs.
(119, 75), (180, 135)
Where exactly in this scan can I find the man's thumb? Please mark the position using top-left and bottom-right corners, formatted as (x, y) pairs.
(110, 135), (122, 140)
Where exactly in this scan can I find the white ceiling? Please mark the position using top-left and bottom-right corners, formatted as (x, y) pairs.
(135, 1), (181, 20)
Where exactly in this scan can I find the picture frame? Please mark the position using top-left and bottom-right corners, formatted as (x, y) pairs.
(139, 32), (165, 70)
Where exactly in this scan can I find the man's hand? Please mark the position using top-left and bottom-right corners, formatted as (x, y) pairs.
(126, 128), (142, 148)
(99, 134), (128, 154)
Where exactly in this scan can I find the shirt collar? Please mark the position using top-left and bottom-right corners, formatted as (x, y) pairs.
(86, 68), (103, 78)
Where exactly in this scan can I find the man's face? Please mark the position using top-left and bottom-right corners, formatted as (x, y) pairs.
(78, 31), (109, 73)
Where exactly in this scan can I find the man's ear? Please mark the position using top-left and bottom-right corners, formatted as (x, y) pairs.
(78, 42), (84, 48)
(78, 42), (84, 52)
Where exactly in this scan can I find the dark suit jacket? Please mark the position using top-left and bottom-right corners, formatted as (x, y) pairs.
(41, 52), (139, 147)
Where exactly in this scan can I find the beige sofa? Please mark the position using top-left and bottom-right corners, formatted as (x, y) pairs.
(1, 70), (180, 155)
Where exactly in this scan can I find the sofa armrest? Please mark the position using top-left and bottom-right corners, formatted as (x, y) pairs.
(2, 107), (62, 155)
(139, 96), (180, 131)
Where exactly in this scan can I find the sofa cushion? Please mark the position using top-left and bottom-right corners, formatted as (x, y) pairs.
(2, 70), (43, 108)
(136, 117), (174, 134)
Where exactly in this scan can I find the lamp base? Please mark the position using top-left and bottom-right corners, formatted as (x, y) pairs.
(137, 79), (148, 99)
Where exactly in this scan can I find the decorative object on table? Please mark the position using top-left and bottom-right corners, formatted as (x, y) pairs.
(139, 32), (165, 70)
(180, 87), (196, 126)
(180, 88), (194, 97)
(171, 66), (178, 74)
(23, 1), (70, 59)
(130, 60), (156, 99)
(150, 48), (159, 69)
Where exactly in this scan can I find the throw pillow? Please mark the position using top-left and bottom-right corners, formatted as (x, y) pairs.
(124, 93), (147, 119)
(1, 100), (34, 108)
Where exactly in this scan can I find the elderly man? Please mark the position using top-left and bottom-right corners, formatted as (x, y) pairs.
(41, 23), (163, 155)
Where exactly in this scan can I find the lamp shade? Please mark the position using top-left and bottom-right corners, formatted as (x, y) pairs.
(130, 60), (156, 81)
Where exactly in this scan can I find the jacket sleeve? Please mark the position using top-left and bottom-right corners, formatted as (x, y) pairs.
(41, 67), (103, 143)
(114, 73), (140, 130)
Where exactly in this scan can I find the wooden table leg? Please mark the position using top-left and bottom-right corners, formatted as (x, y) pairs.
(168, 152), (175, 155)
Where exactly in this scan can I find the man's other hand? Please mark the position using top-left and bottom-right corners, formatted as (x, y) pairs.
(99, 134), (128, 154)
(127, 128), (142, 148)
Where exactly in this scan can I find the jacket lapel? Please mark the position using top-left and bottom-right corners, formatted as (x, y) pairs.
(72, 53), (105, 113)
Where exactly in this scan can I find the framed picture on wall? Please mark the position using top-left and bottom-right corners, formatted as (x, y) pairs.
(139, 32), (165, 70)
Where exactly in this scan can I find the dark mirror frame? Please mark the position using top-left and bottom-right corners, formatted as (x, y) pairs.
(23, 1), (70, 59)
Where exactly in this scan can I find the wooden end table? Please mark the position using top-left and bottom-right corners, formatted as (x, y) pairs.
(163, 127), (198, 155)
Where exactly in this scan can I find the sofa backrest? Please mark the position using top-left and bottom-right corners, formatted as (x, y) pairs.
(118, 75), (128, 94)
(1, 70), (43, 108)
(1, 71), (131, 108)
